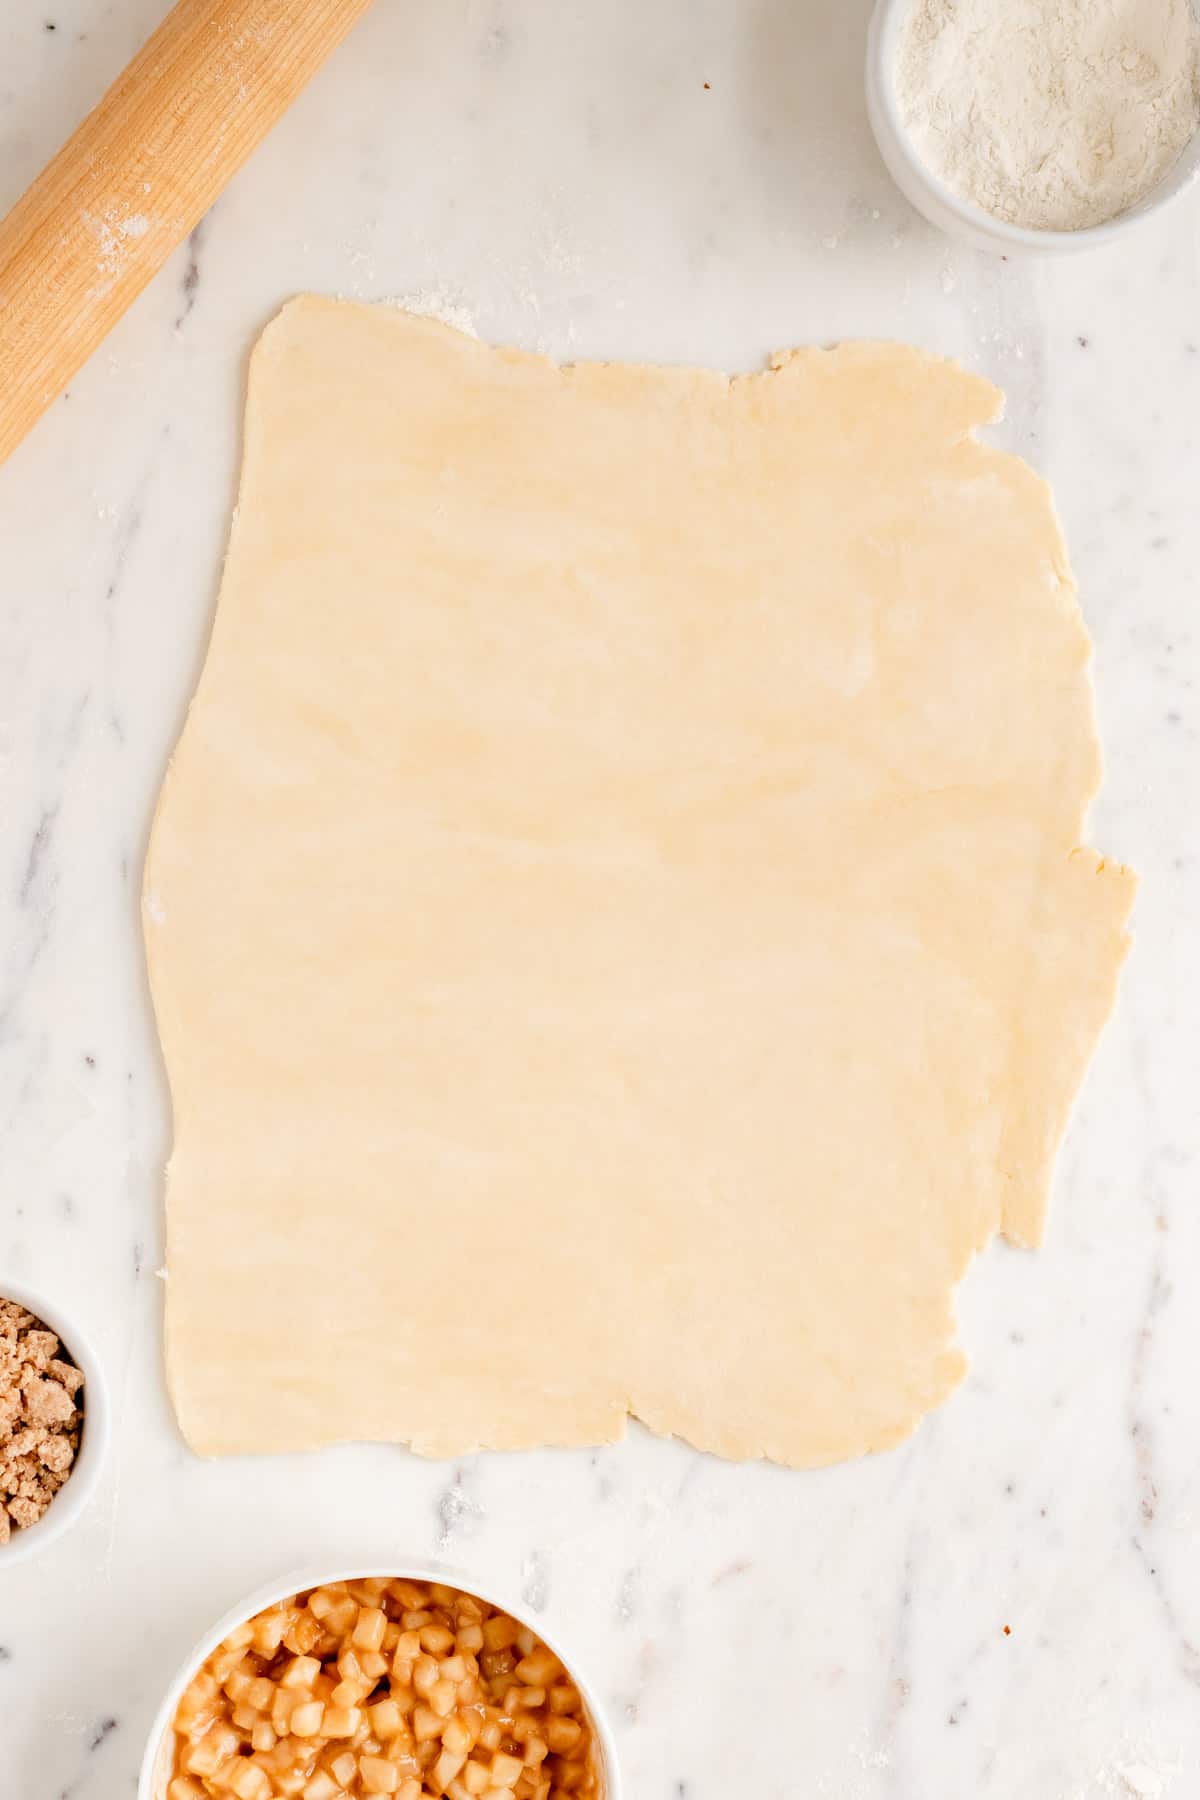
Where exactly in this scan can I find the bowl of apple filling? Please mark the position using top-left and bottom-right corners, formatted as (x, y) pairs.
(140, 1567), (618, 1800)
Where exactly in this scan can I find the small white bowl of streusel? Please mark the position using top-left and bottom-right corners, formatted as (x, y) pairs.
(0, 1281), (110, 1566)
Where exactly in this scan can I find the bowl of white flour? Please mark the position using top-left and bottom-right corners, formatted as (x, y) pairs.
(866, 0), (1200, 252)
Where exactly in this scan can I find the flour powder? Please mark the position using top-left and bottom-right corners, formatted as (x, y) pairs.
(894, 0), (1200, 230)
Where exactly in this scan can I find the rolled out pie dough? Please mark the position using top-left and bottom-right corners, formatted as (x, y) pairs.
(145, 297), (1135, 1466)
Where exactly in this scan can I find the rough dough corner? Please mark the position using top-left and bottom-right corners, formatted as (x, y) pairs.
(143, 297), (1135, 1469)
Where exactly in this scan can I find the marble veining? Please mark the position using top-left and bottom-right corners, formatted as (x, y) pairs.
(2, 2), (1200, 1796)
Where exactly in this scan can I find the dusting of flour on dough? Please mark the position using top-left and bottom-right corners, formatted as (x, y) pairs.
(388, 287), (478, 338)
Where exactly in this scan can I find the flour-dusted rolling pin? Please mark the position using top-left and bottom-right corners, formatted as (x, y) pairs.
(0, 0), (376, 466)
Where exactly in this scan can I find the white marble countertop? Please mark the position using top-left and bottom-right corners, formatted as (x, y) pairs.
(2, 3), (1199, 1796)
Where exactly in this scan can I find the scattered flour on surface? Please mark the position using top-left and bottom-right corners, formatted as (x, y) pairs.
(1059, 1735), (1183, 1799)
(1115, 1764), (1169, 1798)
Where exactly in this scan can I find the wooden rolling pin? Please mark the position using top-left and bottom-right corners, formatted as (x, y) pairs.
(0, 0), (375, 466)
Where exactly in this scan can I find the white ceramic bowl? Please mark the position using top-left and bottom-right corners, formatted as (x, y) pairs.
(0, 1277), (111, 1569)
(866, 0), (1200, 254)
(139, 1561), (622, 1800)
